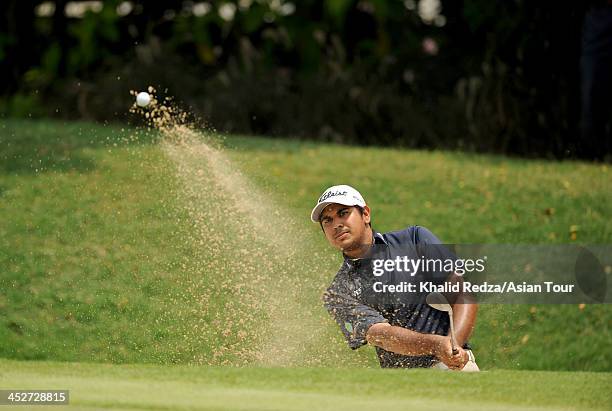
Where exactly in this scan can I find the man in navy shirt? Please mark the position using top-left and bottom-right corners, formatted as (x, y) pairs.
(311, 185), (479, 370)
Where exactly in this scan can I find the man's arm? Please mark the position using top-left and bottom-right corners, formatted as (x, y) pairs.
(365, 323), (443, 356)
(452, 294), (478, 347)
(447, 272), (478, 347)
(366, 323), (468, 369)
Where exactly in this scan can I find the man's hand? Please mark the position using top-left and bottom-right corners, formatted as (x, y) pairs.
(434, 337), (469, 370)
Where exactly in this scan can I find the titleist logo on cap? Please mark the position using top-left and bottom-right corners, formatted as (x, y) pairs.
(319, 190), (347, 203)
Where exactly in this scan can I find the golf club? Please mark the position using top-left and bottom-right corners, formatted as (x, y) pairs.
(426, 292), (459, 355)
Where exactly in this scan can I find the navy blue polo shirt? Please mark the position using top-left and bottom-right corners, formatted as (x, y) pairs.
(323, 225), (467, 368)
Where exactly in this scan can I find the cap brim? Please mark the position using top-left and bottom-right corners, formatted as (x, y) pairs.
(310, 199), (361, 223)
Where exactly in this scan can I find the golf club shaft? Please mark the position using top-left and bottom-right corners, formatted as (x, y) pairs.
(449, 311), (459, 355)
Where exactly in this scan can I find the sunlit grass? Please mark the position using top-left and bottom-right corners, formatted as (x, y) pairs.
(0, 119), (610, 371)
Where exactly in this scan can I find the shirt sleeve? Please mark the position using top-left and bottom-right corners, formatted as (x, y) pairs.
(415, 226), (461, 283)
(323, 277), (388, 350)
(414, 225), (443, 245)
(415, 226), (457, 257)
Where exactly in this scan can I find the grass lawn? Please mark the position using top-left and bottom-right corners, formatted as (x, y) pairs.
(0, 118), (610, 371)
(0, 359), (610, 411)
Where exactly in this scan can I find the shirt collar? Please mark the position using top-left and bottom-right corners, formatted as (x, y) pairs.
(373, 230), (387, 245)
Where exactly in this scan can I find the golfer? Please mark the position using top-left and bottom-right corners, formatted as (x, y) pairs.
(312, 185), (479, 370)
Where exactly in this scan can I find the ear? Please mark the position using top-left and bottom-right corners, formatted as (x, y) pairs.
(362, 205), (371, 225)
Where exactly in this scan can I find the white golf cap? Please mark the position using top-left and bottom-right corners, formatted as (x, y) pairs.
(310, 185), (366, 223)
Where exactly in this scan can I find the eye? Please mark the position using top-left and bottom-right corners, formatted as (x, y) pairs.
(339, 209), (348, 217)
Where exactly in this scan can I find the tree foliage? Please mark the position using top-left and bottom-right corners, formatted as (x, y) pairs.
(1, 0), (606, 160)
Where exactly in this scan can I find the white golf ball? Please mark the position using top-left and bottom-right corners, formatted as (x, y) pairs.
(136, 91), (151, 107)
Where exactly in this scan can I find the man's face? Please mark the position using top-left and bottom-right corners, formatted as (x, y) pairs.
(320, 204), (371, 254)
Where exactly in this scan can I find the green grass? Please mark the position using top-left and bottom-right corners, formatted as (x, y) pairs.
(220, 134), (611, 243)
(0, 359), (610, 410)
(0, 118), (610, 371)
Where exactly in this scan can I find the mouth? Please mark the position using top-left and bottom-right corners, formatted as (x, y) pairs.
(335, 231), (350, 240)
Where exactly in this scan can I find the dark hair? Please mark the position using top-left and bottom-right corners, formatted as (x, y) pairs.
(319, 205), (372, 230)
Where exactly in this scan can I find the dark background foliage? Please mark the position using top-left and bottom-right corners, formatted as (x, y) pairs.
(1, 0), (610, 160)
